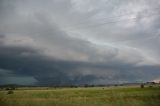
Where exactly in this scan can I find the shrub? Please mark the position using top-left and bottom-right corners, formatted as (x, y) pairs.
(5, 88), (10, 90)
(5, 87), (16, 91)
(140, 84), (144, 88)
(7, 90), (14, 94)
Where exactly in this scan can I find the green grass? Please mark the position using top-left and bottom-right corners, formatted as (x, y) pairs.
(0, 87), (160, 106)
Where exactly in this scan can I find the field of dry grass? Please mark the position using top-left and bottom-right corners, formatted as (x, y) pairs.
(0, 87), (160, 106)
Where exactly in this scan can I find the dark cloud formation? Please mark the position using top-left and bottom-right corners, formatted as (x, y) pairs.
(0, 0), (160, 85)
(0, 38), (160, 85)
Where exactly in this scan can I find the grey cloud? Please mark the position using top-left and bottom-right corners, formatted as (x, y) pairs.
(0, 34), (4, 44)
(0, 40), (160, 85)
(0, 0), (160, 85)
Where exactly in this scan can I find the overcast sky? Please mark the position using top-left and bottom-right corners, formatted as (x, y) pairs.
(0, 0), (160, 85)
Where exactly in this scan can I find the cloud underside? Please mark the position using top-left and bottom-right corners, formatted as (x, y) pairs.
(0, 0), (160, 85)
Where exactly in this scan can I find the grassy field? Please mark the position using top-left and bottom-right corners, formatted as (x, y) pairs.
(0, 87), (160, 106)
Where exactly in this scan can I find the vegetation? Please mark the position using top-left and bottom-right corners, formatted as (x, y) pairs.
(7, 90), (14, 95)
(140, 84), (144, 88)
(0, 87), (160, 106)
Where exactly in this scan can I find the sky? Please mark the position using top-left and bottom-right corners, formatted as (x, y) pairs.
(0, 0), (160, 85)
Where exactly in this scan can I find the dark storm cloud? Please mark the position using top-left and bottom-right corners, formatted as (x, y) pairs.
(0, 0), (160, 85)
(0, 39), (160, 85)
(0, 38), (96, 84)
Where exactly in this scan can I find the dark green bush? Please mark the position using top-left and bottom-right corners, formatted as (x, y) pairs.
(7, 90), (14, 94)
(140, 84), (144, 88)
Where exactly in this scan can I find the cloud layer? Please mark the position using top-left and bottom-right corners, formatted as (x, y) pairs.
(0, 0), (160, 85)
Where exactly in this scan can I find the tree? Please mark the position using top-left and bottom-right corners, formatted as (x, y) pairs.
(140, 84), (144, 88)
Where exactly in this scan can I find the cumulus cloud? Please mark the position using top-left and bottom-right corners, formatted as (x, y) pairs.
(0, 0), (160, 85)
